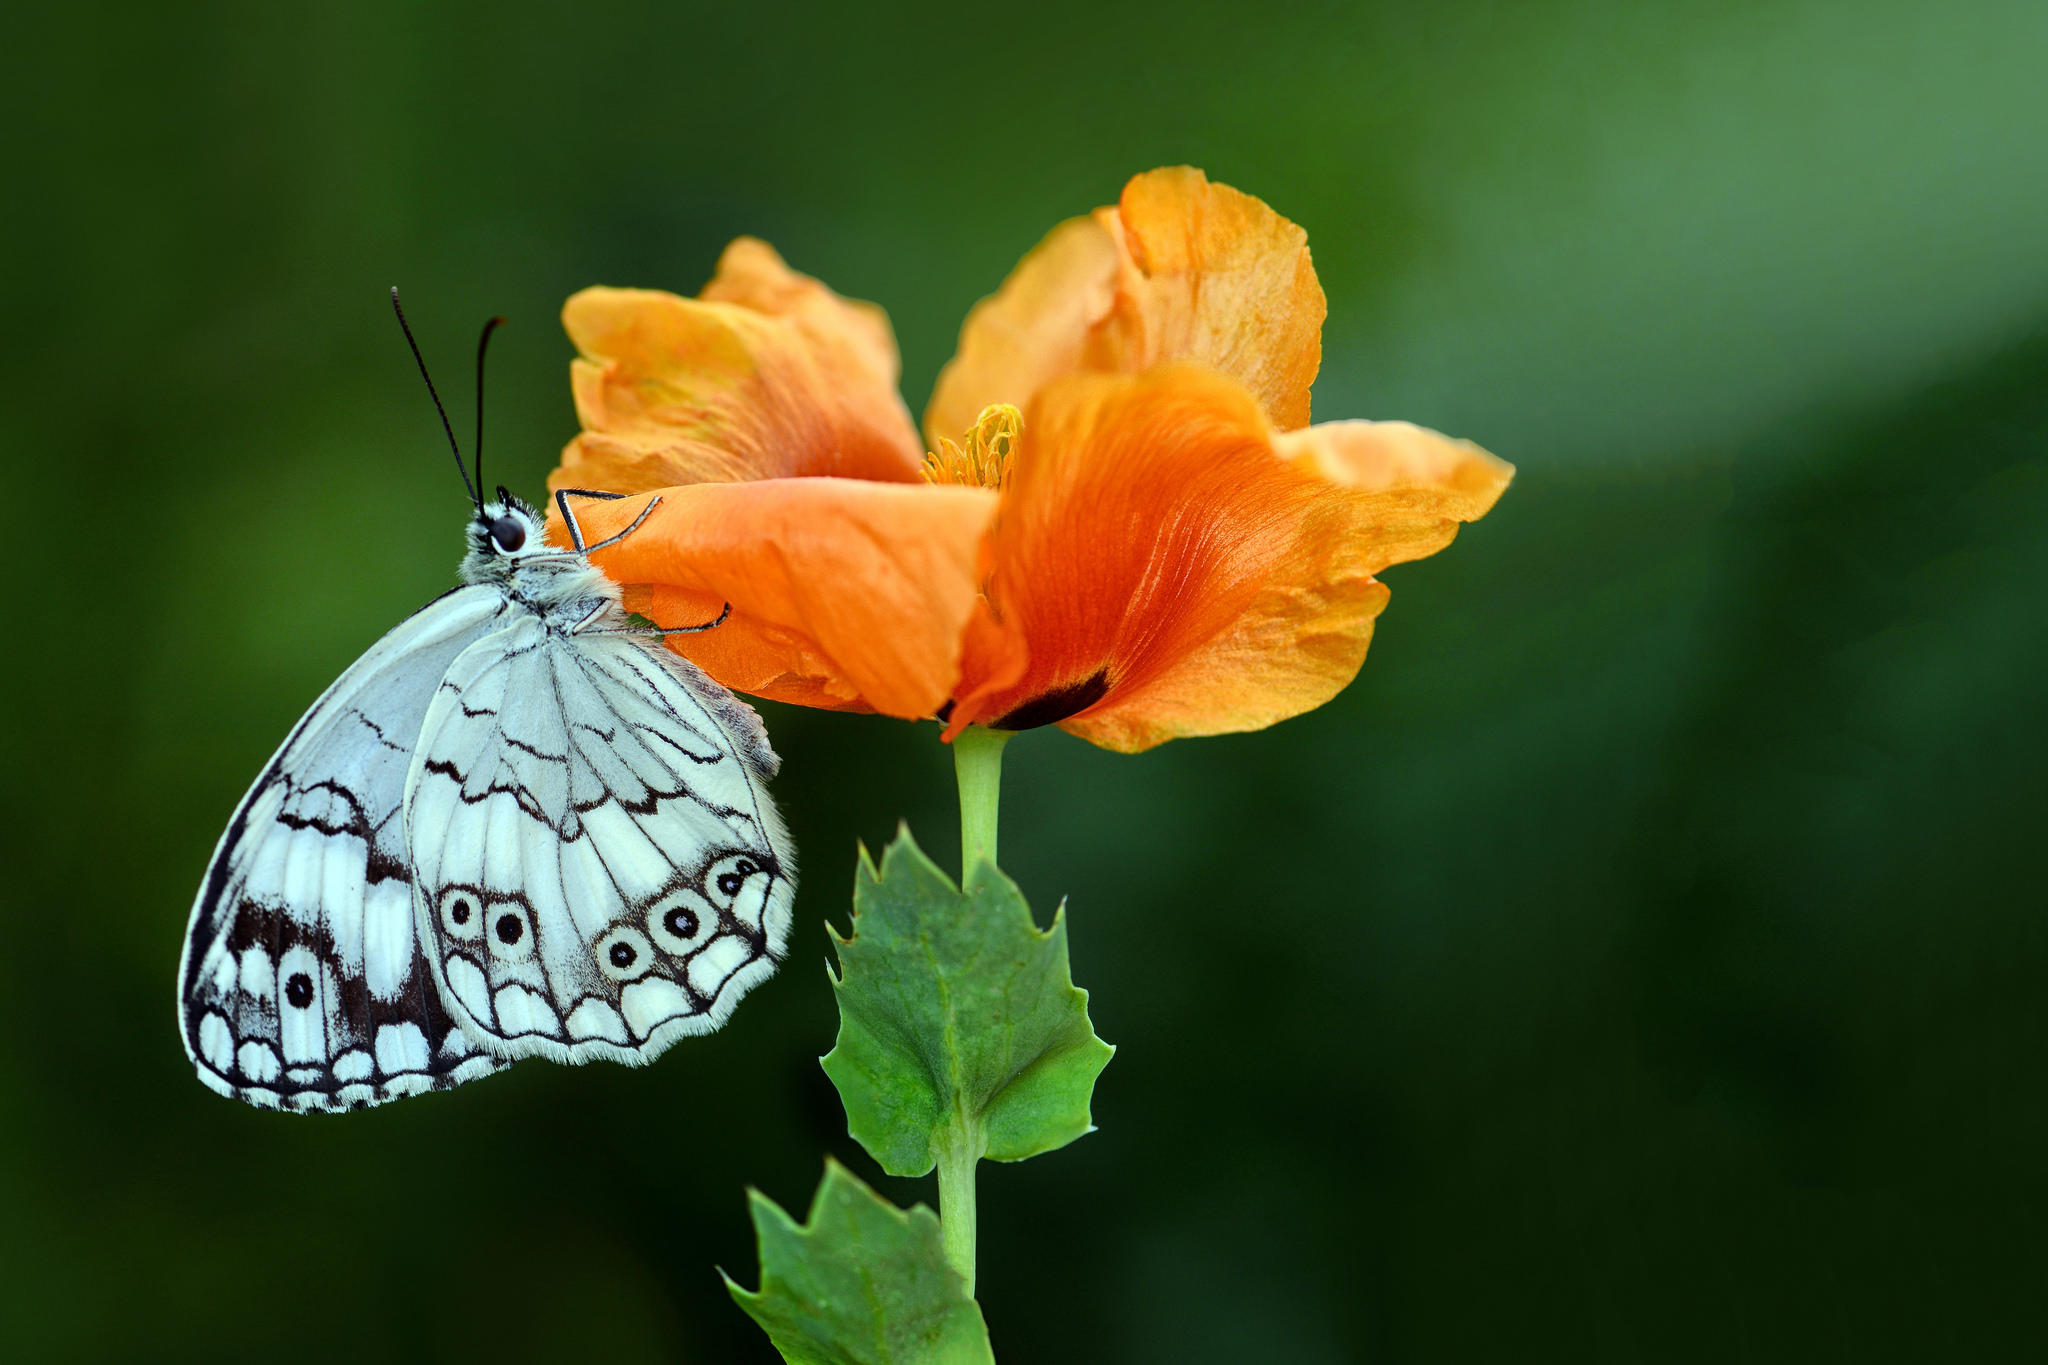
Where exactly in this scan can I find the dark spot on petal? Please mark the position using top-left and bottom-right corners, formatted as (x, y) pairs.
(495, 913), (524, 945)
(991, 669), (1111, 731)
(285, 973), (315, 1008)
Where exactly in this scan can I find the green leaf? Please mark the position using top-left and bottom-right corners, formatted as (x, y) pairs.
(821, 827), (1114, 1175)
(725, 1160), (994, 1365)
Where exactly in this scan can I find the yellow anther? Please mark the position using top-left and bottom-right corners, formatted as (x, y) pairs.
(922, 403), (1022, 491)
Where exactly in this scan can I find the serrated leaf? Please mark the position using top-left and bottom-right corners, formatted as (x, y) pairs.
(725, 1160), (994, 1365)
(821, 828), (1114, 1176)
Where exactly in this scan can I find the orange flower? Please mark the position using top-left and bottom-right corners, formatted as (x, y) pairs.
(551, 241), (1005, 719)
(550, 167), (1511, 752)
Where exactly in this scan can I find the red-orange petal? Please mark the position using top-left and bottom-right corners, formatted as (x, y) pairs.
(557, 478), (1003, 719)
(947, 366), (1511, 752)
(555, 238), (925, 494)
(926, 166), (1326, 445)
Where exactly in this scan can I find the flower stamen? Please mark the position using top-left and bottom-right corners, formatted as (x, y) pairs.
(922, 403), (1022, 491)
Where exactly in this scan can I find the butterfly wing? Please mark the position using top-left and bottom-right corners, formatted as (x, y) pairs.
(403, 616), (794, 1063)
(178, 586), (514, 1111)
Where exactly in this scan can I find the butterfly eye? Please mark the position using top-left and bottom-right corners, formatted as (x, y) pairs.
(489, 515), (526, 552)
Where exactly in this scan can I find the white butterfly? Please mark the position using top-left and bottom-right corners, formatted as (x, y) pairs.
(178, 301), (795, 1113)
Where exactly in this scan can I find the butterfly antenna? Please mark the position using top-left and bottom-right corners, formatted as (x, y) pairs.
(389, 286), (482, 514)
(474, 315), (505, 504)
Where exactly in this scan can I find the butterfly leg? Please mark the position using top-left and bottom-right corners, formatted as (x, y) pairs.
(553, 487), (649, 553)
(578, 602), (732, 636)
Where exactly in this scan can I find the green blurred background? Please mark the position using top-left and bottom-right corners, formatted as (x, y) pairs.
(5, 1), (2045, 1359)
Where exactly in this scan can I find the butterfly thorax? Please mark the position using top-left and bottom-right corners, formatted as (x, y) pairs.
(457, 494), (620, 626)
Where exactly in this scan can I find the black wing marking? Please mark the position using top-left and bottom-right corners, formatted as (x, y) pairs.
(401, 618), (796, 1066)
(178, 586), (513, 1112)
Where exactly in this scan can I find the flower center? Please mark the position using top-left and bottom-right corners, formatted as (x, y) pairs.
(922, 404), (1022, 491)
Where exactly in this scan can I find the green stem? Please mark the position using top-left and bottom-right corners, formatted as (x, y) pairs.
(942, 725), (1009, 1298)
(952, 725), (1011, 877)
(936, 1126), (982, 1296)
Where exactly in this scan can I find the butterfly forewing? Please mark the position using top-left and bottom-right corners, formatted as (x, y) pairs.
(178, 586), (514, 1111)
(403, 617), (793, 1064)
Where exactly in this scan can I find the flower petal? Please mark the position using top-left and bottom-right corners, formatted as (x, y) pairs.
(946, 366), (1511, 752)
(923, 213), (1121, 449)
(926, 166), (1326, 444)
(1103, 167), (1326, 430)
(557, 238), (925, 492)
(556, 478), (1003, 719)
(1068, 419), (1512, 752)
(1271, 418), (1514, 538)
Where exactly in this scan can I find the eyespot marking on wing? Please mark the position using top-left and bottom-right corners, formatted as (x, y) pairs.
(486, 899), (535, 960)
(648, 887), (719, 956)
(594, 925), (657, 984)
(274, 945), (335, 1065)
(703, 850), (779, 918)
(438, 884), (485, 941)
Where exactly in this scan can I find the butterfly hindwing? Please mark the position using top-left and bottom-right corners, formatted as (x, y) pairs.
(404, 615), (794, 1064)
(178, 586), (514, 1111)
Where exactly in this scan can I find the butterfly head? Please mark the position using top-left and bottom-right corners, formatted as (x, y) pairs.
(461, 487), (550, 577)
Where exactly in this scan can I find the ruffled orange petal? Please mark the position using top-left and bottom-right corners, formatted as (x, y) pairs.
(555, 238), (925, 494)
(922, 214), (1121, 450)
(926, 166), (1325, 445)
(946, 366), (1511, 752)
(556, 479), (1003, 719)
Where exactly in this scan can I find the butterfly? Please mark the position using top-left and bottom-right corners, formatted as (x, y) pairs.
(177, 296), (795, 1113)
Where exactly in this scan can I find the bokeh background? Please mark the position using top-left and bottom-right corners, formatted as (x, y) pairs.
(5, 1), (2045, 1359)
